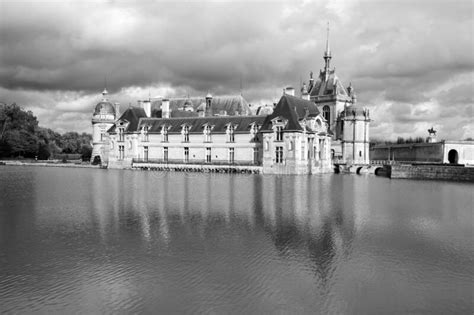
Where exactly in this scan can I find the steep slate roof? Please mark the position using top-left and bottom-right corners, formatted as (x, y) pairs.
(309, 69), (349, 98)
(138, 115), (266, 134)
(108, 107), (147, 133)
(150, 95), (251, 117)
(260, 94), (320, 132)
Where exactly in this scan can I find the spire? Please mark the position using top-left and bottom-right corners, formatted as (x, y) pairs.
(323, 22), (332, 79)
(102, 77), (108, 101)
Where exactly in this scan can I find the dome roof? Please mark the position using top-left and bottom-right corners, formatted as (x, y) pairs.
(341, 105), (368, 118)
(93, 101), (116, 116)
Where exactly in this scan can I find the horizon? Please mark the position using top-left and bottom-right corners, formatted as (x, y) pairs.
(0, 0), (472, 141)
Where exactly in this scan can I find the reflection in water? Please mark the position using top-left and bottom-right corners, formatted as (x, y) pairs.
(0, 167), (473, 314)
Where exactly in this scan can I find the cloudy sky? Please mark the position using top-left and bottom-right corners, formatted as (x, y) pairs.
(0, 0), (472, 140)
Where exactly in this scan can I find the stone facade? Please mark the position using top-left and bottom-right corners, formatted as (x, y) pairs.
(105, 94), (333, 174)
(370, 141), (474, 165)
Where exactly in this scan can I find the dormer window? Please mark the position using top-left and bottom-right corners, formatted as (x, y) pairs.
(249, 123), (259, 142)
(203, 124), (212, 143)
(182, 125), (190, 142)
(226, 124), (235, 143)
(161, 125), (168, 142)
(118, 127), (124, 142)
(142, 125), (149, 142)
(271, 117), (286, 142)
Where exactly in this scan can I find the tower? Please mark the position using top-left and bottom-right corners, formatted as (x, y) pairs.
(305, 24), (357, 159)
(339, 100), (370, 164)
(91, 88), (118, 163)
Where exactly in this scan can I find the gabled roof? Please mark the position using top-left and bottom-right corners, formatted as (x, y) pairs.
(309, 69), (349, 99)
(108, 107), (147, 133)
(137, 115), (266, 134)
(151, 95), (251, 117)
(260, 94), (320, 132)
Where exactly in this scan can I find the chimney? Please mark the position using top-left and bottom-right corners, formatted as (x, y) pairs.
(284, 86), (295, 96)
(205, 93), (213, 117)
(142, 100), (151, 117)
(162, 98), (170, 118)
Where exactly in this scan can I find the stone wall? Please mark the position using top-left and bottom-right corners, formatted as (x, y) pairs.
(389, 164), (474, 182)
(370, 143), (444, 162)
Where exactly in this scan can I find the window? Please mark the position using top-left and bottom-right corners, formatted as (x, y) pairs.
(118, 128), (124, 142)
(323, 105), (331, 124)
(250, 123), (259, 142)
(275, 146), (283, 163)
(184, 147), (189, 163)
(144, 146), (149, 161)
(359, 151), (362, 157)
(253, 147), (259, 164)
(204, 125), (212, 142)
(118, 145), (124, 160)
(100, 133), (105, 142)
(265, 141), (269, 151)
(206, 147), (211, 163)
(161, 125), (168, 142)
(228, 148), (234, 163)
(227, 124), (235, 143)
(163, 147), (168, 162)
(275, 126), (283, 142)
(301, 143), (305, 160)
(288, 141), (293, 151)
(182, 125), (189, 142)
(143, 126), (149, 142)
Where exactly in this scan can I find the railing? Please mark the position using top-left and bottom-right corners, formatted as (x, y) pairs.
(132, 158), (261, 166)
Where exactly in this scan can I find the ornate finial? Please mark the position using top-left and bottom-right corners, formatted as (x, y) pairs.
(310, 71), (313, 79)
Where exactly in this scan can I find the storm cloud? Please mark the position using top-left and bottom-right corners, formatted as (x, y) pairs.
(0, 0), (472, 140)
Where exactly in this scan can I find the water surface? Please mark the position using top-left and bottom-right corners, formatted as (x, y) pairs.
(0, 166), (472, 314)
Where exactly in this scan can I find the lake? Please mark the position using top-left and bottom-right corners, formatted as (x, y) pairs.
(0, 166), (472, 314)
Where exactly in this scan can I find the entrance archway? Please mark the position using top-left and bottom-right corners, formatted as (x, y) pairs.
(448, 149), (459, 164)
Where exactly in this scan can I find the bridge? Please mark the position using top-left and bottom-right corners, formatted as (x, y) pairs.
(333, 159), (408, 175)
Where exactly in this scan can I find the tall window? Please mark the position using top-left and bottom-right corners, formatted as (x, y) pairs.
(144, 146), (149, 161)
(143, 126), (149, 142)
(323, 105), (331, 124)
(275, 126), (283, 141)
(182, 125), (189, 142)
(163, 147), (168, 162)
(100, 132), (105, 142)
(204, 125), (212, 142)
(161, 126), (168, 142)
(228, 148), (234, 163)
(118, 145), (124, 160)
(253, 147), (259, 164)
(206, 147), (211, 163)
(184, 147), (189, 163)
(275, 146), (283, 163)
(227, 124), (235, 143)
(118, 128), (124, 142)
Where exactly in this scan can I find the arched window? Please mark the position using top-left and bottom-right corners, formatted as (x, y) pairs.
(323, 105), (331, 123)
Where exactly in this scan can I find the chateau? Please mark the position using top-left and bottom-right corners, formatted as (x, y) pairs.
(91, 35), (371, 174)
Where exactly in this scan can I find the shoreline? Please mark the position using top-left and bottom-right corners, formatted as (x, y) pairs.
(0, 161), (101, 169)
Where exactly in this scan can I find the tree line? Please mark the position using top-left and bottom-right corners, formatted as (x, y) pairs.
(0, 103), (92, 160)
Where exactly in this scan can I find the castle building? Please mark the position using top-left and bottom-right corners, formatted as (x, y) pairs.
(102, 92), (332, 174)
(302, 25), (371, 163)
(91, 88), (119, 163)
(92, 27), (369, 171)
